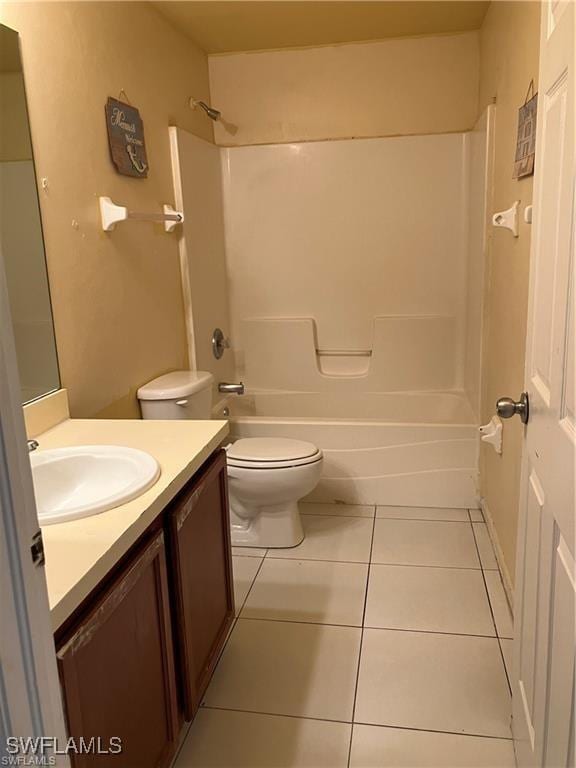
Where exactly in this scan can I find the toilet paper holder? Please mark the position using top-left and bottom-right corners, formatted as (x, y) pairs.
(479, 416), (503, 454)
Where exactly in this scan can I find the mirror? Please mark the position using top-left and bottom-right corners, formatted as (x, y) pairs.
(0, 25), (59, 403)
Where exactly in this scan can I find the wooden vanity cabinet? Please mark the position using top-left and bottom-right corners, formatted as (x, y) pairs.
(55, 448), (234, 765)
(166, 449), (235, 720)
(56, 530), (179, 768)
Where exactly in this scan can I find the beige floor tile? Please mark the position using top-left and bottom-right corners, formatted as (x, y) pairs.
(232, 556), (263, 616)
(349, 724), (515, 768)
(485, 571), (514, 638)
(241, 558), (368, 626)
(203, 618), (361, 721)
(472, 523), (499, 570)
(355, 629), (511, 737)
(376, 506), (469, 522)
(176, 709), (351, 768)
(301, 502), (375, 518)
(271, 515), (373, 563)
(371, 520), (480, 569)
(365, 564), (495, 636)
(500, 639), (514, 683)
(469, 509), (484, 522)
(232, 546), (268, 558)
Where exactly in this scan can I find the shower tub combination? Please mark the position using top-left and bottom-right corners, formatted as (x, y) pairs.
(217, 390), (479, 510)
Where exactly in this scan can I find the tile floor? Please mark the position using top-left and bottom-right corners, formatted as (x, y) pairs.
(175, 503), (515, 768)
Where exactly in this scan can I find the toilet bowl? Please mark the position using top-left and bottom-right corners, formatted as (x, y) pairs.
(137, 371), (323, 548)
(226, 438), (323, 548)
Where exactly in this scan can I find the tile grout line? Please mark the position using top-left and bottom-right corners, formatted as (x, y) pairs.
(198, 704), (514, 742)
(170, 718), (194, 766)
(197, 556), (268, 715)
(202, 508), (513, 761)
(347, 506), (377, 768)
(232, 613), (499, 639)
(300, 513), (375, 520)
(498, 637), (513, 694)
(470, 516), (513, 698)
(264, 554), (489, 570)
(351, 718), (513, 741)
(235, 548), (497, 571)
(303, 515), (471, 523)
(235, 553), (266, 619)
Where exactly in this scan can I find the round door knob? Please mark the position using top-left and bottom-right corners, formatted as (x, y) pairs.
(496, 392), (529, 424)
(496, 397), (517, 419)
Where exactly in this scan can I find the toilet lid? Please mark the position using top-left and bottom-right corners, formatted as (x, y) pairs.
(227, 438), (321, 468)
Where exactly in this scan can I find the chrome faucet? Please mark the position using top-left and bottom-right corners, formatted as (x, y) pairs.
(218, 382), (245, 395)
(27, 439), (39, 452)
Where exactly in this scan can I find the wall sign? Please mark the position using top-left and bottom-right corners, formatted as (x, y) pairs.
(105, 97), (148, 178)
(513, 81), (538, 179)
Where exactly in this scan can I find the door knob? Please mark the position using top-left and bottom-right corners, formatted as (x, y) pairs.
(496, 392), (529, 424)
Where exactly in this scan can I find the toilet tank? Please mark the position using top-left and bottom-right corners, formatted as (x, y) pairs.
(137, 371), (214, 420)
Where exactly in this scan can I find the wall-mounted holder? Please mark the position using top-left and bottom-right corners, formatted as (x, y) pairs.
(492, 201), (519, 237)
(99, 196), (184, 232)
(479, 415), (503, 454)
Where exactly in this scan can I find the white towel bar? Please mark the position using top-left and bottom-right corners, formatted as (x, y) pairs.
(99, 196), (184, 233)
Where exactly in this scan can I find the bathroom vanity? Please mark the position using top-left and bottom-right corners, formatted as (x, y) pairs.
(30, 411), (232, 767)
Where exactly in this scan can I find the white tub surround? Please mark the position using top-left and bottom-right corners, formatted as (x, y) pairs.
(241, 317), (458, 392)
(32, 417), (228, 630)
(226, 392), (478, 509)
(220, 132), (489, 400)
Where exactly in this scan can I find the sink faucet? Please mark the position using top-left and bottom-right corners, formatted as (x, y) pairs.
(27, 439), (39, 452)
(218, 382), (245, 395)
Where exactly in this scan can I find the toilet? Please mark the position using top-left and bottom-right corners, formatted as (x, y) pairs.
(137, 371), (323, 548)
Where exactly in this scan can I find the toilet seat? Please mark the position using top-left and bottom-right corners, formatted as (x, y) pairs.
(227, 438), (322, 470)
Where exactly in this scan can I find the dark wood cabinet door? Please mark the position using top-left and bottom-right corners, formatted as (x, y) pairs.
(167, 449), (234, 720)
(57, 532), (179, 768)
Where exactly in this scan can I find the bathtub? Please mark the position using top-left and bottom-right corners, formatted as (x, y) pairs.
(218, 391), (480, 509)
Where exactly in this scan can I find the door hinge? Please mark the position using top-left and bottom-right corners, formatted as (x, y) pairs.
(31, 530), (45, 567)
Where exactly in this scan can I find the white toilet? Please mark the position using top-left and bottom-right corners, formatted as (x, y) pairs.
(137, 371), (323, 548)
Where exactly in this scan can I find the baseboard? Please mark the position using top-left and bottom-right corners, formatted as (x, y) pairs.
(481, 497), (514, 614)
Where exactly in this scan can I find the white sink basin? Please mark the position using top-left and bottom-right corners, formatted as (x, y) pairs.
(31, 445), (161, 525)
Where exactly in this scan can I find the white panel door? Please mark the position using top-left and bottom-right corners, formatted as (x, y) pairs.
(513, 2), (575, 767)
(0, 236), (68, 762)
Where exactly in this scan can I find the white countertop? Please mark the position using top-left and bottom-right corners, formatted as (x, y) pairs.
(36, 418), (229, 632)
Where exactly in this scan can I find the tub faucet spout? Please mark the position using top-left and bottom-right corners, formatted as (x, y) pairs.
(218, 382), (245, 395)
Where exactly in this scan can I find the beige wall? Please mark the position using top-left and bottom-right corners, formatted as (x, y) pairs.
(0, 2), (213, 418)
(209, 32), (480, 146)
(478, 1), (541, 585)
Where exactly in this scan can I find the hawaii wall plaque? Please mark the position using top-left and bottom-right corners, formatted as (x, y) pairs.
(513, 83), (538, 179)
(105, 97), (149, 178)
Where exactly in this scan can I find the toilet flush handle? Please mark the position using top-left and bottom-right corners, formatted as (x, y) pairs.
(176, 399), (189, 407)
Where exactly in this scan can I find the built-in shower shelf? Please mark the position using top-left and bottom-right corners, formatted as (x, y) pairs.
(316, 349), (372, 356)
(316, 349), (372, 376)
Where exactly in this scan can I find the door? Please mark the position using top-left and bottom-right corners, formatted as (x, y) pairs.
(166, 449), (234, 721)
(512, 2), (575, 766)
(57, 532), (179, 768)
(0, 210), (69, 764)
